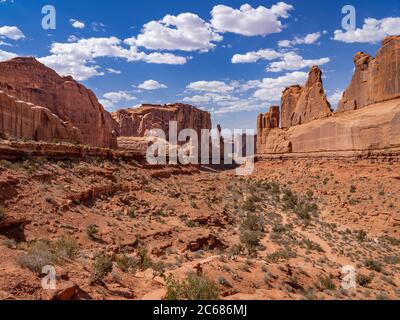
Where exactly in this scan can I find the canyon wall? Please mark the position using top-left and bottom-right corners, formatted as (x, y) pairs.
(261, 99), (400, 154)
(0, 57), (117, 148)
(0, 90), (82, 144)
(257, 36), (400, 156)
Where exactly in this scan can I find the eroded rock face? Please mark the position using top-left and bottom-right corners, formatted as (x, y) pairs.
(256, 37), (400, 155)
(337, 36), (400, 112)
(0, 57), (117, 148)
(112, 103), (212, 140)
(281, 66), (332, 128)
(0, 90), (83, 144)
(257, 106), (280, 154)
(261, 99), (400, 154)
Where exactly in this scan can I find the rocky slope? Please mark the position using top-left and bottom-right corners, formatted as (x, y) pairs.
(337, 36), (400, 112)
(0, 156), (399, 300)
(0, 58), (117, 148)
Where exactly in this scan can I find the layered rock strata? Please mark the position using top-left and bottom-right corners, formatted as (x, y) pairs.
(0, 57), (117, 148)
(337, 36), (400, 112)
(0, 90), (82, 144)
(257, 36), (400, 156)
(112, 104), (212, 140)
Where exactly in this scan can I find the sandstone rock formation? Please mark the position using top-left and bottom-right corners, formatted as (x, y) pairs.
(337, 36), (400, 112)
(257, 106), (280, 153)
(0, 57), (117, 148)
(112, 104), (211, 140)
(257, 36), (400, 156)
(281, 66), (332, 128)
(0, 90), (83, 144)
(262, 99), (400, 154)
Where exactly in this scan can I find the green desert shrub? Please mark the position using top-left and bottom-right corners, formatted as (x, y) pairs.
(116, 255), (136, 273)
(90, 254), (113, 285)
(17, 240), (54, 274)
(240, 230), (260, 253)
(356, 273), (373, 287)
(364, 259), (383, 273)
(320, 276), (336, 290)
(17, 237), (79, 273)
(86, 224), (99, 240)
(53, 236), (79, 261)
(165, 273), (220, 300)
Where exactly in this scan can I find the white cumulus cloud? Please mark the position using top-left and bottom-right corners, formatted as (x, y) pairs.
(100, 91), (136, 109)
(0, 25), (25, 40)
(278, 31), (323, 47)
(186, 80), (234, 93)
(253, 71), (308, 101)
(70, 19), (85, 29)
(125, 13), (222, 52)
(266, 52), (330, 72)
(137, 80), (167, 90)
(328, 89), (344, 108)
(211, 2), (293, 36)
(0, 48), (17, 61)
(39, 37), (187, 81)
(334, 17), (400, 43)
(231, 49), (282, 64)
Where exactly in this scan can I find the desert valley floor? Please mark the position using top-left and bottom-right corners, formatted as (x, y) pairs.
(0, 155), (399, 300)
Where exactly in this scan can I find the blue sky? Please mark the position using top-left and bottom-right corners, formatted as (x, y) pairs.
(0, 0), (399, 130)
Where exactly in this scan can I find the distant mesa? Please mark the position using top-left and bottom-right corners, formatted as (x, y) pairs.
(112, 103), (211, 139)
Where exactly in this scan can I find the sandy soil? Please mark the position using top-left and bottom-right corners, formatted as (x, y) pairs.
(0, 157), (399, 300)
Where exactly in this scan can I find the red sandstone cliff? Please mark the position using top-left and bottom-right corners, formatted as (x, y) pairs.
(257, 106), (281, 153)
(256, 36), (400, 155)
(0, 90), (82, 144)
(281, 66), (332, 128)
(337, 36), (400, 112)
(0, 57), (117, 148)
(112, 103), (212, 139)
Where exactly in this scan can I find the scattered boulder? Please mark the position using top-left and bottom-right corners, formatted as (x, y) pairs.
(0, 217), (31, 234)
(51, 282), (79, 300)
(185, 232), (226, 252)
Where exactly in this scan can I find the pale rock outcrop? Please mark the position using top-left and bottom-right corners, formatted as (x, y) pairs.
(0, 57), (117, 148)
(281, 66), (332, 128)
(0, 90), (82, 143)
(337, 36), (400, 112)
